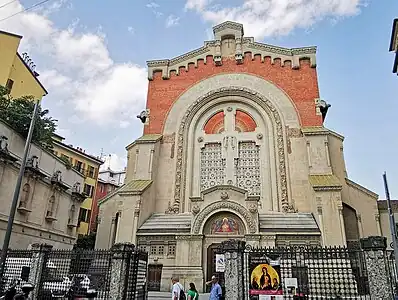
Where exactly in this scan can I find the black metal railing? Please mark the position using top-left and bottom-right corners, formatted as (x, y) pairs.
(244, 245), (371, 299)
(38, 249), (112, 299)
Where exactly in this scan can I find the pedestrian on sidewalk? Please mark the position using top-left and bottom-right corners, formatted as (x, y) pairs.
(205, 276), (222, 300)
(171, 276), (184, 300)
(187, 282), (199, 300)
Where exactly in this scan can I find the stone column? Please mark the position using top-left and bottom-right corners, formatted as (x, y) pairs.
(28, 243), (53, 300)
(360, 236), (392, 300)
(221, 239), (246, 300)
(109, 243), (134, 300)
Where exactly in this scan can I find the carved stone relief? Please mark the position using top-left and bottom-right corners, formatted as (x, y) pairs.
(170, 87), (290, 213)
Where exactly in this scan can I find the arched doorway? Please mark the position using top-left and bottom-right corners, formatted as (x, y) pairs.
(202, 212), (246, 292)
(342, 203), (360, 248)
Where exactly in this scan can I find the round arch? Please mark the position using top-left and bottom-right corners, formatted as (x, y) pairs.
(167, 86), (291, 214)
(191, 200), (257, 234)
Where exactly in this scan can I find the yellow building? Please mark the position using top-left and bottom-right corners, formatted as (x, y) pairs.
(52, 134), (104, 236)
(0, 30), (47, 100)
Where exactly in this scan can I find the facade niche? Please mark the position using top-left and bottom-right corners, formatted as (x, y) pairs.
(68, 204), (77, 228)
(17, 183), (32, 214)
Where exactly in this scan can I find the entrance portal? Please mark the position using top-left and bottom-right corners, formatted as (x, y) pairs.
(147, 264), (162, 291)
(206, 244), (225, 294)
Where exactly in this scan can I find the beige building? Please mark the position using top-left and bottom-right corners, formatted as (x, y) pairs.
(0, 121), (86, 249)
(96, 22), (382, 292)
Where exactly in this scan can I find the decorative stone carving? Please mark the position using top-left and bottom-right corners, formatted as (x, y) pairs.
(360, 236), (392, 299)
(248, 203), (257, 213)
(172, 86), (289, 213)
(200, 143), (225, 191)
(220, 191), (229, 200)
(51, 170), (62, 184)
(192, 200), (257, 234)
(26, 155), (39, 169)
(283, 204), (297, 213)
(197, 137), (203, 143)
(0, 135), (9, 152)
(192, 205), (200, 215)
(236, 142), (260, 196)
(256, 133), (263, 140)
(227, 106), (233, 112)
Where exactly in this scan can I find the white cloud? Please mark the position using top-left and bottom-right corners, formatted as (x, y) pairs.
(100, 154), (126, 172)
(0, 0), (148, 127)
(146, 2), (160, 9)
(165, 15), (180, 28)
(146, 1), (163, 17)
(127, 26), (135, 34)
(185, 0), (366, 39)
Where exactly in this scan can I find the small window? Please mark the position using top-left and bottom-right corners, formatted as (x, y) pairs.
(83, 184), (94, 197)
(75, 161), (83, 173)
(6, 79), (14, 94)
(78, 208), (88, 222)
(109, 173), (114, 178)
(158, 245), (164, 255)
(87, 166), (95, 178)
(150, 246), (157, 255)
(168, 244), (176, 256)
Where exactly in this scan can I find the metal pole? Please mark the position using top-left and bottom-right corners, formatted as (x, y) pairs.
(0, 101), (39, 282)
(384, 172), (398, 276)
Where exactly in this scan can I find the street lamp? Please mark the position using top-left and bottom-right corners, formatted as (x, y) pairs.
(0, 101), (39, 282)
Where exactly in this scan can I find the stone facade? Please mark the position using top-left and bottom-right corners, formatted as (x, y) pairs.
(0, 121), (85, 249)
(96, 21), (381, 292)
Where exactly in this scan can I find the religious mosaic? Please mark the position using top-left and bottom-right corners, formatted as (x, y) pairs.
(211, 217), (239, 234)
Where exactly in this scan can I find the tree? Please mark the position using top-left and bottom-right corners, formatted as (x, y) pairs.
(74, 233), (96, 250)
(0, 85), (57, 149)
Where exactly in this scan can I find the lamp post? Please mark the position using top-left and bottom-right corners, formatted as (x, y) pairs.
(383, 172), (398, 277)
(0, 101), (39, 283)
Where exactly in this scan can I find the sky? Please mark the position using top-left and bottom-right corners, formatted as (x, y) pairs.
(0, 0), (397, 199)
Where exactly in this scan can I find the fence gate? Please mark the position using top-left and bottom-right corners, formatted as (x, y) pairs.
(243, 245), (371, 299)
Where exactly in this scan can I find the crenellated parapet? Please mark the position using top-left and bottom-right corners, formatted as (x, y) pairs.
(146, 21), (317, 80)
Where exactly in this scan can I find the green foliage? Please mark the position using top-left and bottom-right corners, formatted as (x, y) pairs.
(59, 155), (72, 169)
(0, 85), (57, 149)
(74, 233), (96, 250)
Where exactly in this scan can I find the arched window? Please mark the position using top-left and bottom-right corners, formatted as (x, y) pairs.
(19, 183), (30, 208)
(235, 110), (257, 132)
(342, 203), (360, 242)
(200, 107), (261, 195)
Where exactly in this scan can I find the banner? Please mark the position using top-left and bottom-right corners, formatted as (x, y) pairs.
(249, 254), (283, 299)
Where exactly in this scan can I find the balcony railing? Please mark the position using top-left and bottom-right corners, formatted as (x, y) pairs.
(72, 166), (96, 179)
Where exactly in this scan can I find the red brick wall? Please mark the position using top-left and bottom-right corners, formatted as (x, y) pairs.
(90, 182), (113, 233)
(145, 53), (322, 135)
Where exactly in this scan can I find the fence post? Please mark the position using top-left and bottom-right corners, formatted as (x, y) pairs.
(360, 236), (392, 300)
(221, 239), (246, 300)
(109, 243), (134, 300)
(28, 243), (53, 300)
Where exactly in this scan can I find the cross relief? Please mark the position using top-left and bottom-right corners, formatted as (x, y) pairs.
(199, 107), (261, 194)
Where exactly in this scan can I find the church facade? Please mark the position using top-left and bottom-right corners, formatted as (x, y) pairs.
(95, 21), (381, 292)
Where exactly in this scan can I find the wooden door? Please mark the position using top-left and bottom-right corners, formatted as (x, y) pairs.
(147, 264), (162, 291)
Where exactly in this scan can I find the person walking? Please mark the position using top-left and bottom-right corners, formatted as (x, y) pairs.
(171, 276), (184, 300)
(206, 276), (222, 300)
(187, 282), (199, 300)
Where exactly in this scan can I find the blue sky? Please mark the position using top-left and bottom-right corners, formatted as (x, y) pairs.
(0, 0), (397, 198)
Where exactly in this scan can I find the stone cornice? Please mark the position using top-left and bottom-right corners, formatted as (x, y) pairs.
(377, 200), (398, 212)
(302, 126), (344, 141)
(345, 178), (378, 199)
(146, 21), (317, 79)
(125, 134), (163, 150)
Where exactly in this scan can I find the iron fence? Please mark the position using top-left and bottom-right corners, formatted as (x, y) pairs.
(244, 245), (371, 299)
(0, 250), (32, 294)
(387, 250), (398, 297)
(125, 250), (148, 300)
(38, 249), (112, 299)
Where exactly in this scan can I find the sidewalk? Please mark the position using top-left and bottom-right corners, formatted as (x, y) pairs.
(148, 291), (210, 299)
